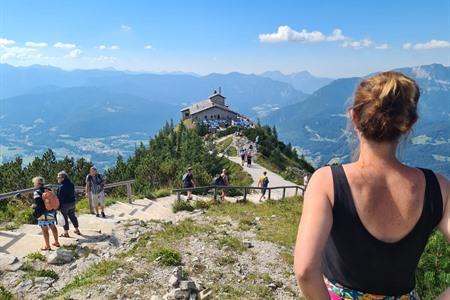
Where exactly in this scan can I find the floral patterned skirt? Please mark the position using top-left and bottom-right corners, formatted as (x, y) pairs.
(324, 276), (420, 300)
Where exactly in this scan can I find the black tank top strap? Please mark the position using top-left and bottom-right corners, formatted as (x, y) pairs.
(418, 167), (444, 229)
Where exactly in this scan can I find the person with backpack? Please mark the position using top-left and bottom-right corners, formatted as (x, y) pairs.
(239, 148), (246, 166)
(246, 147), (253, 167)
(57, 171), (81, 237)
(182, 167), (196, 200)
(258, 171), (269, 202)
(31, 176), (60, 251)
(85, 167), (106, 218)
(219, 169), (229, 201)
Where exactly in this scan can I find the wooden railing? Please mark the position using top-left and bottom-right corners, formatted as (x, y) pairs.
(0, 180), (136, 213)
(172, 185), (304, 202)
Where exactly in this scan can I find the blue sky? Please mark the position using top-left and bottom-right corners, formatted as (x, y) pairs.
(1, 0), (449, 77)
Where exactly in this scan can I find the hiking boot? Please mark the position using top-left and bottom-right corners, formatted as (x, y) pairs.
(96, 213), (100, 218)
(101, 212), (106, 218)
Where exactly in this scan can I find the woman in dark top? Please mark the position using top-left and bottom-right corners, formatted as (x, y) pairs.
(32, 176), (60, 251)
(294, 72), (449, 299)
(57, 171), (81, 237)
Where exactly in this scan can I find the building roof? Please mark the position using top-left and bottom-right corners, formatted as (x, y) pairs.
(190, 103), (239, 116)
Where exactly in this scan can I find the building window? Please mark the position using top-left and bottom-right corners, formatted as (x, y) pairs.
(205, 115), (207, 119)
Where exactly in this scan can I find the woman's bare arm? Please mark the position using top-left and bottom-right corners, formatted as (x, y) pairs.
(294, 167), (333, 299)
(436, 173), (450, 299)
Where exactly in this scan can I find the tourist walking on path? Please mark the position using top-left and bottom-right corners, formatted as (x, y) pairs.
(31, 176), (60, 251)
(246, 147), (253, 167)
(257, 171), (269, 202)
(220, 169), (229, 201)
(239, 148), (246, 166)
(294, 72), (449, 299)
(85, 167), (106, 218)
(57, 171), (81, 237)
(182, 167), (196, 200)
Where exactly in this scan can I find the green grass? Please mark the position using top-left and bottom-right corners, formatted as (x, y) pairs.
(0, 285), (14, 300)
(207, 196), (302, 247)
(25, 252), (46, 262)
(218, 236), (247, 253)
(216, 255), (237, 266)
(416, 231), (450, 300)
(172, 200), (194, 213)
(54, 259), (124, 297)
(151, 248), (182, 266)
(217, 136), (233, 153)
(0, 199), (35, 227)
(27, 269), (59, 280)
(193, 200), (211, 210)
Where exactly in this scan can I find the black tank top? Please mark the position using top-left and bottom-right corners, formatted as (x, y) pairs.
(321, 165), (443, 295)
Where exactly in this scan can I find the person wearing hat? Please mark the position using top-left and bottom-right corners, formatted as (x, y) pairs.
(57, 171), (81, 237)
(182, 167), (196, 200)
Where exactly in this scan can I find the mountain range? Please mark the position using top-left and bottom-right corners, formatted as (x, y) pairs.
(263, 63), (450, 176)
(1, 63), (448, 176)
(259, 70), (333, 93)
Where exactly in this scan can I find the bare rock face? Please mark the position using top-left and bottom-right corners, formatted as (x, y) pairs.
(47, 249), (74, 265)
(0, 253), (23, 272)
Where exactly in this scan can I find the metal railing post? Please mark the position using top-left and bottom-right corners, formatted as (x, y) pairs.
(243, 187), (247, 202)
(126, 183), (132, 203)
(282, 187), (286, 199)
(295, 187), (298, 197)
(213, 187), (218, 201)
(177, 191), (181, 201)
(268, 188), (271, 200)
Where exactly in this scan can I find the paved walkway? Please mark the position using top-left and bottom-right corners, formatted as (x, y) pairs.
(0, 195), (194, 258)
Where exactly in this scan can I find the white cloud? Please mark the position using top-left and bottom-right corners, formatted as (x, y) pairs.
(25, 41), (48, 48)
(341, 38), (373, 49)
(0, 38), (16, 46)
(326, 29), (347, 41)
(375, 43), (388, 49)
(97, 45), (119, 50)
(340, 39), (387, 50)
(54, 42), (76, 49)
(65, 48), (82, 58)
(144, 45), (153, 49)
(408, 39), (450, 50)
(259, 26), (327, 43)
(121, 24), (132, 31)
(94, 55), (117, 62)
(0, 46), (40, 60)
(403, 43), (412, 49)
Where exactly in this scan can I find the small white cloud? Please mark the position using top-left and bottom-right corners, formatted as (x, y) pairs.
(341, 38), (373, 49)
(412, 39), (450, 50)
(25, 41), (48, 48)
(0, 38), (16, 46)
(259, 25), (326, 43)
(326, 29), (347, 41)
(65, 48), (82, 58)
(375, 43), (388, 50)
(121, 24), (132, 31)
(0, 47), (40, 60)
(97, 45), (119, 50)
(144, 45), (153, 49)
(54, 42), (76, 49)
(403, 43), (412, 49)
(94, 55), (118, 62)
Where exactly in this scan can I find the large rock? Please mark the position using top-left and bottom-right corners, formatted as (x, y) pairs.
(0, 253), (22, 271)
(179, 280), (197, 291)
(198, 288), (213, 300)
(47, 249), (74, 265)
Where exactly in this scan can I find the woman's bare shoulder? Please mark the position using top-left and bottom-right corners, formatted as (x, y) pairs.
(306, 166), (334, 205)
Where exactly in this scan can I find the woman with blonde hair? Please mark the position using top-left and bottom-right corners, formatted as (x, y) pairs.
(294, 72), (449, 299)
(32, 176), (60, 251)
